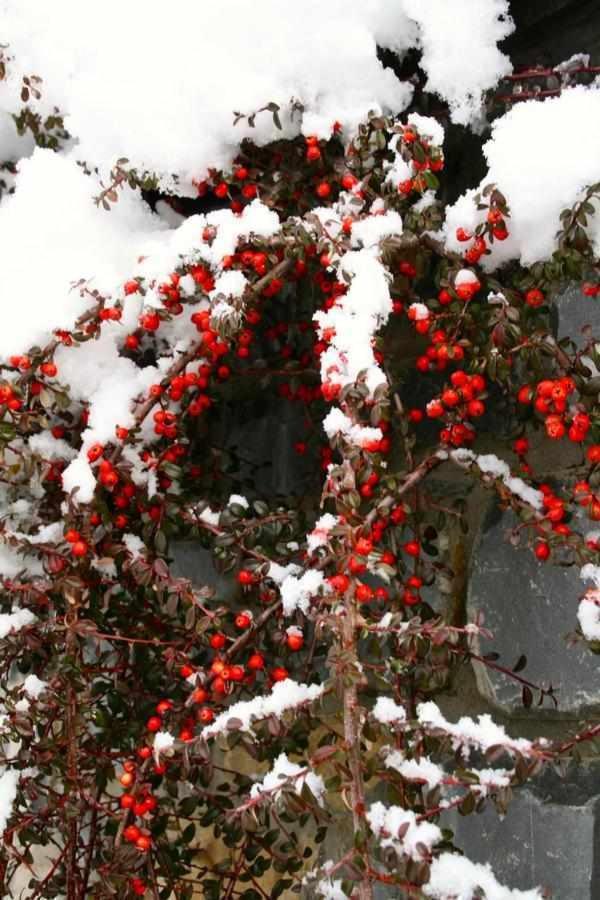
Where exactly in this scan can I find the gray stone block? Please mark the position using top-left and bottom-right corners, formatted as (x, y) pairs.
(170, 539), (239, 603)
(444, 782), (600, 900)
(557, 283), (600, 351)
(209, 395), (315, 498)
(468, 505), (600, 714)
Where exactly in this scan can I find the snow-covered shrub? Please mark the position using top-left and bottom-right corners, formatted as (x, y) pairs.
(0, 3), (599, 898)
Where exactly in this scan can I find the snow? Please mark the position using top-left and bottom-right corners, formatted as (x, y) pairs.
(22, 674), (47, 699)
(402, 0), (513, 125)
(0, 769), (19, 835)
(351, 211), (403, 249)
(407, 113), (445, 148)
(198, 506), (221, 527)
(250, 753), (325, 805)
(153, 731), (175, 758)
(451, 450), (543, 510)
(445, 86), (600, 266)
(0, 1), (416, 192)
(372, 696), (407, 725)
(322, 409), (383, 448)
(280, 569), (328, 616)
(142, 199), (280, 285)
(425, 853), (542, 899)
(61, 456), (96, 504)
(0, 149), (165, 358)
(315, 249), (392, 396)
(123, 533), (145, 559)
(455, 269), (479, 287)
(28, 433), (76, 461)
(228, 494), (249, 510)
(0, 608), (36, 638)
(0, 545), (38, 579)
(268, 561), (301, 585)
(307, 514), (339, 554)
(408, 302), (430, 321)
(211, 272), (248, 301)
(59, 341), (159, 448)
(384, 750), (444, 788)
(581, 564), (600, 589)
(475, 768), (511, 795)
(367, 801), (441, 859)
(201, 679), (324, 739)
(577, 588), (600, 642)
(417, 702), (532, 757)
(316, 878), (348, 900)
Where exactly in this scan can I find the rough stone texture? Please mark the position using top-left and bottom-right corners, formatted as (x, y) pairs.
(209, 395), (315, 498)
(444, 769), (600, 900)
(170, 539), (239, 603)
(505, 0), (600, 67)
(557, 283), (600, 351)
(468, 503), (600, 714)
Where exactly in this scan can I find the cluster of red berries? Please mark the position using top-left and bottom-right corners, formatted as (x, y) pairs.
(323, 506), (424, 606)
(425, 370), (487, 447)
(533, 483), (573, 561)
(192, 165), (258, 213)
(455, 203), (509, 258)
(396, 126), (444, 197)
(415, 327), (465, 374)
(519, 377), (590, 441)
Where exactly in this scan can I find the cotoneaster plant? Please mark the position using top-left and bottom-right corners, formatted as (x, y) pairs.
(1, 3), (600, 896)
(0, 109), (598, 900)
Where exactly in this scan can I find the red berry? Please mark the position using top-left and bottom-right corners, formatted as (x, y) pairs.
(237, 570), (255, 586)
(286, 630), (304, 651)
(525, 288), (544, 308)
(71, 540), (88, 558)
(146, 716), (162, 733)
(135, 835), (151, 852)
(271, 667), (289, 682)
(87, 443), (104, 463)
(328, 574), (350, 593)
(235, 612), (252, 630)
(198, 707), (214, 724)
(355, 583), (374, 603)
(403, 541), (420, 557)
(341, 173), (357, 191)
(247, 652), (265, 670)
(354, 537), (373, 557)
(534, 541), (550, 561)
(210, 633), (226, 650)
